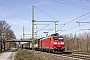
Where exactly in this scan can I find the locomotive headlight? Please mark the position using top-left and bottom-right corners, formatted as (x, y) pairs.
(54, 42), (57, 44)
(59, 38), (63, 39)
(60, 42), (64, 44)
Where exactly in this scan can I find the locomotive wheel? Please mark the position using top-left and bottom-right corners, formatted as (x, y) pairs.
(46, 49), (49, 53)
(52, 50), (55, 53)
(41, 49), (43, 52)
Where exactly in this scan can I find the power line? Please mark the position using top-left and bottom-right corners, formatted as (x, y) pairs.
(59, 0), (88, 8)
(59, 23), (90, 34)
(57, 1), (83, 28)
(58, 7), (71, 18)
(57, 12), (90, 31)
(34, 6), (57, 20)
(55, 0), (89, 22)
(65, 23), (90, 32)
(64, 12), (90, 24)
(80, 0), (84, 15)
(51, 0), (90, 10)
(24, 26), (31, 31)
(86, 0), (90, 2)
(36, 24), (49, 33)
(72, 28), (90, 34)
(77, 15), (90, 21)
(60, 24), (90, 34)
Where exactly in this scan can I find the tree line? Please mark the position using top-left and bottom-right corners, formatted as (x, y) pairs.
(64, 32), (90, 52)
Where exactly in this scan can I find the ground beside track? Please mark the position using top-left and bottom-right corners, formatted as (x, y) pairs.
(14, 49), (51, 60)
(14, 49), (90, 60)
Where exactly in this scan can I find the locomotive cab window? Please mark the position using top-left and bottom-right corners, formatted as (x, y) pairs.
(54, 38), (63, 40)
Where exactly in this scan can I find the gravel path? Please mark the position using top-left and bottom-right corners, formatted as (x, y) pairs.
(0, 48), (15, 60)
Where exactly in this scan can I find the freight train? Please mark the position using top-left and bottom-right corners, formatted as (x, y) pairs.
(31, 33), (65, 53)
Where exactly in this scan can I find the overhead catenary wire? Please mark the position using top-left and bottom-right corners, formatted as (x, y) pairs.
(59, 0), (89, 8)
(51, 0), (90, 10)
(77, 15), (90, 21)
(56, 0), (83, 28)
(58, 15), (90, 33)
(53, 0), (90, 29)
(57, 15), (90, 31)
(58, 7), (72, 18)
(34, 6), (57, 21)
(59, 23), (90, 34)
(35, 24), (49, 33)
(34, 3), (90, 34)
(68, 24), (88, 31)
(80, 0), (84, 15)
(24, 26), (31, 31)
(86, 0), (90, 2)
(62, 23), (90, 33)
(56, 11), (90, 32)
(59, 21), (90, 33)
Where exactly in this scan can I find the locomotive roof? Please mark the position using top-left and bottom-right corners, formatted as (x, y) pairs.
(40, 35), (63, 40)
(50, 33), (59, 36)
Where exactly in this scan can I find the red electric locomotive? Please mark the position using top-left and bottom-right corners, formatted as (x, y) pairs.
(39, 33), (65, 53)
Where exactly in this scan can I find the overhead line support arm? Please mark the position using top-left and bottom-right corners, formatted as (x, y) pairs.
(34, 20), (59, 33)
(76, 21), (90, 26)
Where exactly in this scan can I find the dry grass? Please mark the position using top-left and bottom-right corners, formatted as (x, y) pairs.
(14, 49), (49, 60)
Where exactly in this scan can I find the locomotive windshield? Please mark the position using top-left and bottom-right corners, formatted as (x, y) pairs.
(54, 38), (63, 40)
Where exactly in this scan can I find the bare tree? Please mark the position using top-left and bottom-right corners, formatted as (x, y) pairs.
(0, 20), (16, 40)
(0, 20), (16, 51)
(64, 32), (90, 52)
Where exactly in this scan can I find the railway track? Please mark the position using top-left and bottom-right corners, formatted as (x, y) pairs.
(26, 48), (90, 60)
(60, 52), (90, 60)
(38, 51), (90, 60)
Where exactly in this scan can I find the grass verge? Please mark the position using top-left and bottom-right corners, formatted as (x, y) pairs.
(14, 49), (49, 60)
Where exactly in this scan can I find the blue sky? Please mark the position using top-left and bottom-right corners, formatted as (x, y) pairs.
(0, 0), (90, 39)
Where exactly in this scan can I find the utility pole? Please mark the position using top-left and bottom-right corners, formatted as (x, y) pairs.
(35, 26), (37, 39)
(32, 5), (34, 51)
(55, 22), (56, 33)
(21, 35), (22, 40)
(86, 34), (88, 52)
(23, 26), (24, 39)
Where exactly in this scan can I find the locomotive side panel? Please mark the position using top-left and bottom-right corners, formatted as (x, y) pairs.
(39, 38), (51, 49)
